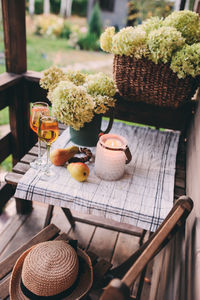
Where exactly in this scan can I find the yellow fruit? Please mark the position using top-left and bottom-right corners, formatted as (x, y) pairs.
(67, 162), (89, 182)
(50, 146), (79, 166)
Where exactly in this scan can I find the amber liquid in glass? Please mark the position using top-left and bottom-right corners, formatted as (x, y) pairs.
(38, 120), (59, 145)
(30, 107), (49, 133)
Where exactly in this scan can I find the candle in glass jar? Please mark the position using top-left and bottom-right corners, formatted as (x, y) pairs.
(104, 138), (122, 148)
(95, 134), (130, 181)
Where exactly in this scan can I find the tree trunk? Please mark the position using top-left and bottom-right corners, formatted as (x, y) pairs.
(29, 0), (35, 16)
(44, 0), (50, 14)
(60, 0), (67, 17)
(60, 0), (73, 17)
(66, 0), (73, 17)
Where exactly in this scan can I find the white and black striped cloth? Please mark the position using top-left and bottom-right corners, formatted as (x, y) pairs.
(15, 121), (180, 232)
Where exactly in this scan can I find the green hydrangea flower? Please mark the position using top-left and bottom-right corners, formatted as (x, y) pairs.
(65, 69), (87, 86)
(40, 66), (67, 90)
(140, 16), (163, 34)
(84, 72), (116, 113)
(111, 26), (148, 58)
(170, 43), (200, 79)
(84, 72), (116, 97)
(163, 10), (200, 44)
(147, 26), (185, 64)
(51, 81), (95, 130)
(100, 26), (115, 53)
(40, 68), (116, 129)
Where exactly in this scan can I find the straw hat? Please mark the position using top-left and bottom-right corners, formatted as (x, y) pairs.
(9, 240), (93, 299)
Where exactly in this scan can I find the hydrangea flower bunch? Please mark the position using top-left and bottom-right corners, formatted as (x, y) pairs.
(170, 43), (200, 79)
(163, 10), (200, 45)
(40, 66), (116, 130)
(147, 26), (185, 64)
(100, 10), (200, 79)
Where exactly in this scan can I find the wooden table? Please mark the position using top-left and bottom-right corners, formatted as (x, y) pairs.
(5, 123), (186, 234)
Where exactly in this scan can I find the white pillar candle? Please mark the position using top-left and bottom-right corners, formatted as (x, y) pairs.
(95, 134), (129, 181)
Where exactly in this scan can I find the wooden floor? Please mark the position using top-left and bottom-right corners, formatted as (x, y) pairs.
(0, 197), (153, 299)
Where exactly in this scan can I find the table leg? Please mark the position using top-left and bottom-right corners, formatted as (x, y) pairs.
(44, 205), (54, 228)
(61, 207), (76, 229)
(15, 198), (32, 214)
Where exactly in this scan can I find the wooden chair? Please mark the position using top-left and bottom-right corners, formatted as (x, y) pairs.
(100, 195), (193, 300)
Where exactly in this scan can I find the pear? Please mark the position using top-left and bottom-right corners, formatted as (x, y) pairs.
(67, 162), (89, 182)
(50, 146), (79, 166)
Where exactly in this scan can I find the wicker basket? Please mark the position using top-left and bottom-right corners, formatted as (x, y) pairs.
(113, 55), (200, 108)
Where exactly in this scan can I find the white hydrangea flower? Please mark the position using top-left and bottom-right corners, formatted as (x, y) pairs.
(111, 26), (147, 58)
(100, 26), (115, 53)
(51, 81), (95, 130)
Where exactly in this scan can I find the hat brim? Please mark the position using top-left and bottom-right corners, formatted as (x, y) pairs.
(10, 245), (93, 300)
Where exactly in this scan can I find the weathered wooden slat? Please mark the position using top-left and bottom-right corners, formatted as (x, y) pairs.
(175, 177), (185, 189)
(0, 183), (14, 214)
(55, 232), (69, 241)
(29, 146), (46, 156)
(50, 206), (73, 234)
(4, 172), (22, 186)
(12, 162), (29, 174)
(73, 212), (143, 236)
(20, 153), (36, 164)
(140, 259), (154, 300)
(0, 224), (60, 280)
(68, 222), (95, 250)
(0, 132), (12, 163)
(0, 214), (27, 256)
(0, 276), (10, 300)
(88, 228), (118, 262)
(111, 233), (140, 269)
(23, 70), (42, 82)
(0, 73), (22, 92)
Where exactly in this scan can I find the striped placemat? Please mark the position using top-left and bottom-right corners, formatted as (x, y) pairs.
(15, 120), (180, 232)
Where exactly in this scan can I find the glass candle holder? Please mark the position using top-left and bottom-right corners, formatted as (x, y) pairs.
(94, 134), (132, 181)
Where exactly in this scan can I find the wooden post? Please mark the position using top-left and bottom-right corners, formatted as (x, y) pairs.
(2, 0), (32, 213)
(1, 0), (27, 73)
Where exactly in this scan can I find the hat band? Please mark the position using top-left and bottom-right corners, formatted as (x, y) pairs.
(20, 273), (80, 300)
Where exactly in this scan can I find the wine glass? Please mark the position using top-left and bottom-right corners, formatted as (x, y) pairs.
(30, 102), (50, 169)
(38, 115), (59, 179)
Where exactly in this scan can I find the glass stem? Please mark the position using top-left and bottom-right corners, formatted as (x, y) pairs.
(38, 137), (41, 162)
(46, 144), (50, 168)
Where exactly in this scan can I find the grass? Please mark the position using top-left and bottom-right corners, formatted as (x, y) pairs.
(0, 107), (9, 125)
(1, 155), (12, 172)
(26, 35), (71, 71)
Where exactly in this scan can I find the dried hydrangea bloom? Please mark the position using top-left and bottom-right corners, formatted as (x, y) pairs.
(93, 95), (116, 114)
(111, 26), (147, 58)
(40, 66), (67, 91)
(170, 43), (200, 79)
(51, 81), (95, 130)
(65, 69), (87, 86)
(163, 10), (200, 45)
(84, 72), (116, 114)
(147, 26), (185, 64)
(100, 26), (115, 53)
(84, 72), (116, 97)
(140, 16), (163, 34)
